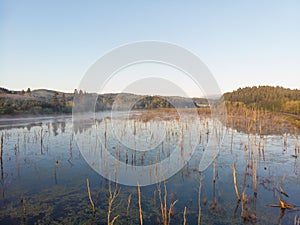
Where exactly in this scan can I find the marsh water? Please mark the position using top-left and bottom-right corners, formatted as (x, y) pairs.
(0, 111), (299, 224)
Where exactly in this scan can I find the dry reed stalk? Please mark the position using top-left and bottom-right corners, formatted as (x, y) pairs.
(54, 160), (58, 184)
(230, 127), (234, 153)
(0, 133), (3, 179)
(259, 112), (262, 137)
(69, 134), (73, 159)
(157, 182), (164, 223)
(40, 128), (43, 154)
(167, 200), (178, 225)
(233, 163), (240, 201)
(153, 190), (156, 209)
(138, 184), (143, 225)
(167, 129), (171, 157)
(295, 128), (299, 153)
(164, 181), (167, 224)
(213, 149), (217, 183)
(108, 183), (120, 225)
(0, 133), (3, 159)
(126, 194), (132, 218)
(283, 133), (288, 151)
(252, 150), (257, 196)
(198, 173), (203, 225)
(262, 137), (266, 160)
(183, 206), (187, 225)
(241, 191), (246, 219)
(86, 178), (96, 214)
(21, 195), (26, 225)
(157, 180), (178, 225)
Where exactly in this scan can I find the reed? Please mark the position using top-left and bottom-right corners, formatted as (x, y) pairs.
(86, 178), (96, 214)
(168, 200), (178, 225)
(0, 133), (3, 180)
(232, 163), (240, 201)
(294, 128), (299, 154)
(107, 183), (120, 225)
(40, 128), (43, 154)
(241, 191), (246, 219)
(54, 160), (58, 184)
(138, 184), (143, 225)
(69, 133), (73, 159)
(294, 215), (300, 225)
(230, 125), (234, 153)
(0, 133), (3, 160)
(157, 180), (178, 225)
(213, 148), (217, 183)
(153, 190), (156, 210)
(183, 206), (187, 225)
(198, 173), (203, 225)
(126, 194), (132, 218)
(252, 151), (257, 196)
(283, 133), (288, 151)
(21, 195), (26, 225)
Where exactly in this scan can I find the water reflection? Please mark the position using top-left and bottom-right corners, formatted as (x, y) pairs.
(0, 113), (298, 224)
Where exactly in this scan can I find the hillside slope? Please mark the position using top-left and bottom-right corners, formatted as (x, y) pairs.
(0, 87), (209, 115)
(224, 86), (300, 115)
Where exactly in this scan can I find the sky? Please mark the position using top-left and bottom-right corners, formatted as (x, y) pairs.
(1, 0), (300, 97)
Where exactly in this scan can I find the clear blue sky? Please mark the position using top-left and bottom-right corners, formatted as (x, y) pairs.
(1, 0), (300, 96)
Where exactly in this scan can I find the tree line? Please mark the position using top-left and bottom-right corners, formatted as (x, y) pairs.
(224, 86), (300, 115)
(0, 89), (72, 115)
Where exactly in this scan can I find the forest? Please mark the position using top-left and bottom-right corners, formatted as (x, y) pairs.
(224, 86), (300, 115)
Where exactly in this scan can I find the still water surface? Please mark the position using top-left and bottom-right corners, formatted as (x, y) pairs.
(0, 112), (299, 224)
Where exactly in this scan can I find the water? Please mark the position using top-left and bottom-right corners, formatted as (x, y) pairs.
(0, 112), (299, 224)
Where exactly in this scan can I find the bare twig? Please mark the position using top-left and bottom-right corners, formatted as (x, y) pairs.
(86, 178), (96, 214)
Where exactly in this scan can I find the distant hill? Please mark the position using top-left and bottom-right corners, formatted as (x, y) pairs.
(0, 88), (73, 115)
(3, 85), (300, 116)
(0, 87), (209, 115)
(32, 89), (74, 101)
(224, 86), (300, 115)
(0, 87), (13, 94)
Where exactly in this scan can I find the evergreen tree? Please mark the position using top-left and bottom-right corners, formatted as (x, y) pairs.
(52, 92), (59, 110)
(26, 88), (31, 96)
(60, 93), (66, 107)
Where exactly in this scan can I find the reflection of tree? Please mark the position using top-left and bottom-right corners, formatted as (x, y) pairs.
(52, 121), (59, 136)
(60, 121), (66, 133)
(73, 120), (94, 134)
(26, 124), (32, 131)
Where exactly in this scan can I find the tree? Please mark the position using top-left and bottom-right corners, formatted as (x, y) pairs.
(60, 93), (66, 107)
(26, 88), (31, 96)
(52, 92), (59, 110)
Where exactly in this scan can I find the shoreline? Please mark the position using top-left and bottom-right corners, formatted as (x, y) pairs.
(0, 113), (72, 124)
